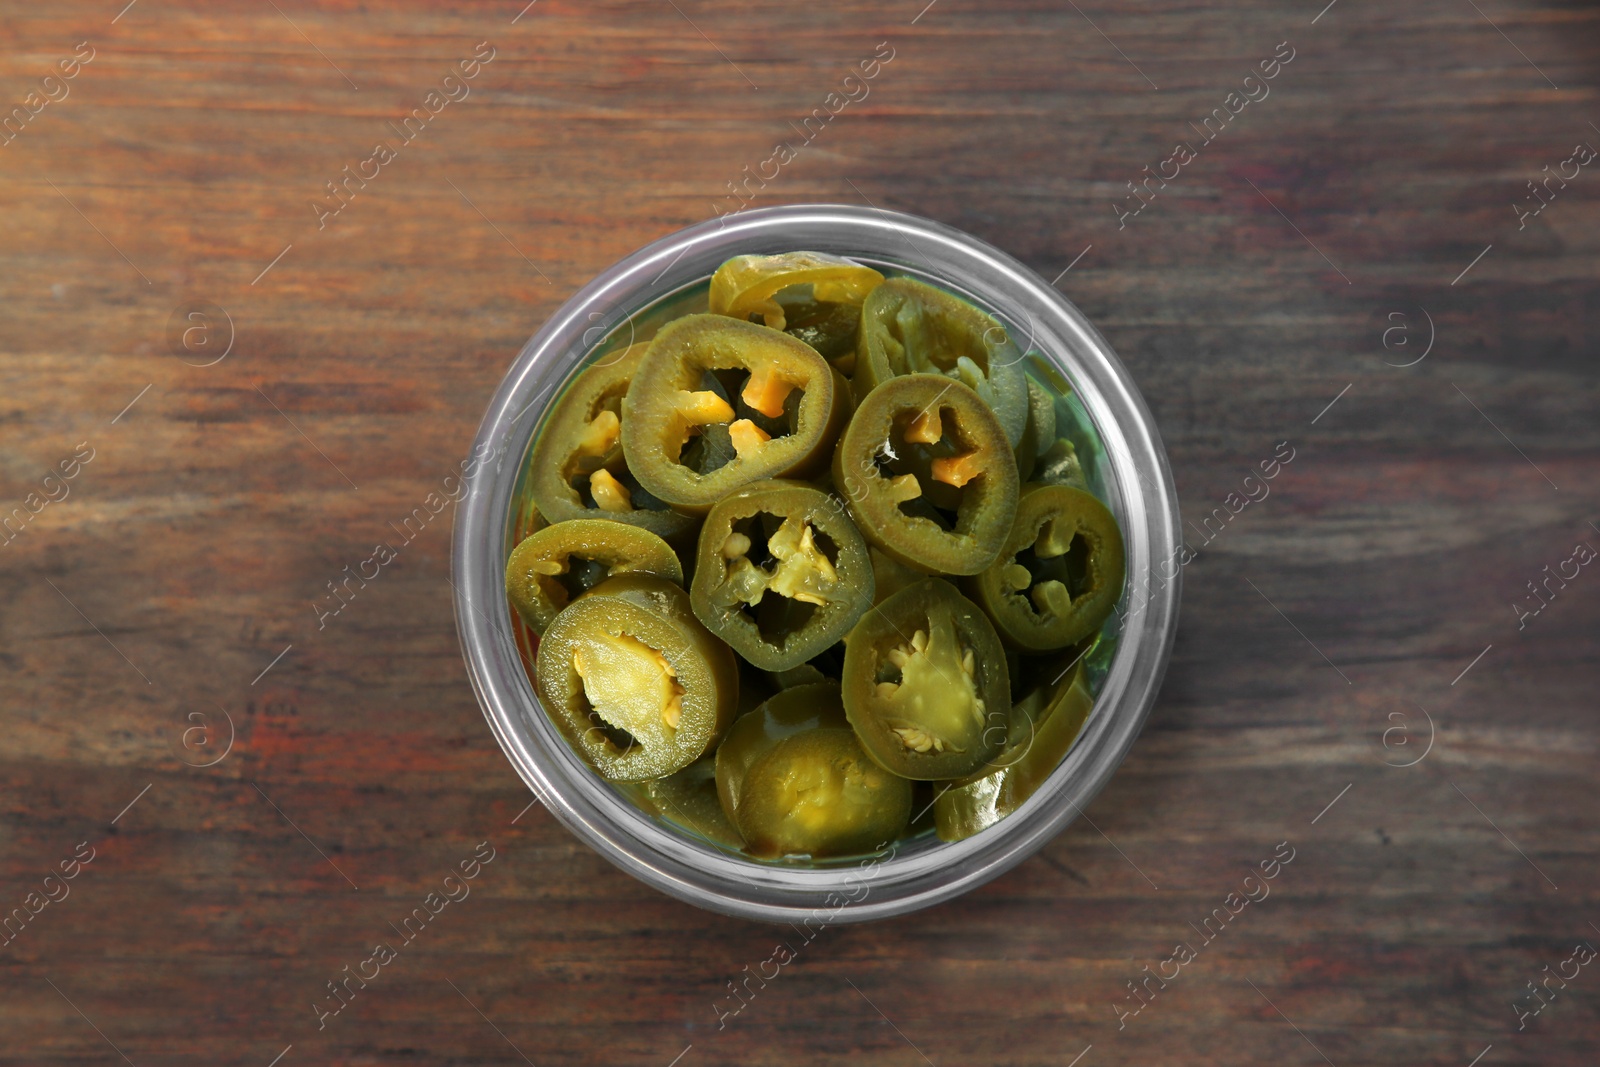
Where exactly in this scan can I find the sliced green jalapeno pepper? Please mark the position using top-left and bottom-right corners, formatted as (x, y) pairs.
(711, 251), (883, 375)
(840, 578), (1011, 780)
(506, 519), (683, 634)
(1034, 437), (1087, 490)
(715, 682), (849, 815)
(935, 660), (1094, 842)
(644, 757), (744, 849)
(739, 730), (911, 858)
(1027, 352), (1074, 400)
(833, 374), (1019, 576)
(970, 484), (1125, 651)
(777, 296), (864, 374)
(1013, 379), (1057, 483)
(868, 545), (924, 606)
(690, 480), (873, 671)
(535, 575), (738, 782)
(621, 315), (845, 513)
(715, 683), (909, 858)
(710, 251), (883, 332)
(528, 342), (698, 542)
(855, 278), (1029, 448)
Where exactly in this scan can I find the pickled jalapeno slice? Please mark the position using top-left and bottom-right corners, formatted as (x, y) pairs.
(621, 315), (844, 512)
(506, 519), (683, 634)
(709, 251), (884, 331)
(714, 682), (848, 816)
(868, 545), (925, 606)
(935, 660), (1095, 842)
(715, 683), (908, 859)
(690, 480), (874, 671)
(709, 251), (883, 375)
(737, 729), (911, 858)
(833, 374), (1019, 576)
(970, 484), (1126, 651)
(644, 757), (744, 849)
(840, 578), (1010, 780)
(1013, 378), (1058, 483)
(1034, 437), (1087, 490)
(777, 297), (864, 374)
(528, 342), (698, 541)
(535, 575), (739, 782)
(855, 277), (1030, 448)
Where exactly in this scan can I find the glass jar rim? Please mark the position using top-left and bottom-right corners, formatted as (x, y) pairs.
(452, 203), (1182, 923)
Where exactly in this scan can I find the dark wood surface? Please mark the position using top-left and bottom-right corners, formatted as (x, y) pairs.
(3, 1), (1597, 1064)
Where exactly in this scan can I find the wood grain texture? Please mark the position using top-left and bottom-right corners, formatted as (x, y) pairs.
(2, 1), (1597, 1064)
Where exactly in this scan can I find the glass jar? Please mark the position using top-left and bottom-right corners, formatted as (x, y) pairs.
(452, 204), (1181, 923)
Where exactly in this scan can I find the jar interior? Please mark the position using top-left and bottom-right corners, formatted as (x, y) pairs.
(503, 261), (1128, 870)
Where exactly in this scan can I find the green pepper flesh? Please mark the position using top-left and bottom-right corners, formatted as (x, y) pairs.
(535, 575), (738, 782)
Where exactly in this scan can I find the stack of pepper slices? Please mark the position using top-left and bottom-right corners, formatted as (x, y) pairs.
(507, 252), (1125, 859)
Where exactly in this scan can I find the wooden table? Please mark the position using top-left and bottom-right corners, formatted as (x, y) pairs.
(3, 1), (1596, 1064)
